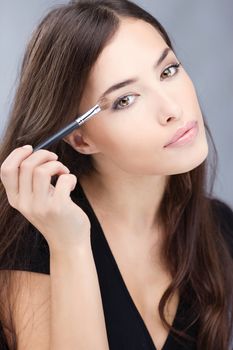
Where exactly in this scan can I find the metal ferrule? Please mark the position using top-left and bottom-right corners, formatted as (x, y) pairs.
(75, 104), (101, 126)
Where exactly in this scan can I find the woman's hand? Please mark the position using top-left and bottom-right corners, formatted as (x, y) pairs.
(0, 145), (91, 253)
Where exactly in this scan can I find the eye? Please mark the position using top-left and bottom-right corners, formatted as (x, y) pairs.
(112, 94), (140, 111)
(111, 62), (181, 112)
(160, 62), (181, 80)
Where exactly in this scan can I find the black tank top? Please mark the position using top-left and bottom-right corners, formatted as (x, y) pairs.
(0, 182), (233, 349)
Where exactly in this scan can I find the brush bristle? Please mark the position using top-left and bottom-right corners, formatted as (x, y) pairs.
(98, 97), (111, 110)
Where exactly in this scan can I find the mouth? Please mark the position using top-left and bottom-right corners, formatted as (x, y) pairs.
(164, 120), (198, 148)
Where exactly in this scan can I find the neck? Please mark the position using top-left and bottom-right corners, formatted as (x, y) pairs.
(78, 172), (169, 237)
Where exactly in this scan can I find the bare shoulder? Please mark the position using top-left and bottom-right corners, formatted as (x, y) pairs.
(1, 270), (51, 350)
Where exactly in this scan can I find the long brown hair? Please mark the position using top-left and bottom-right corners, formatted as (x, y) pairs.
(0, 0), (232, 348)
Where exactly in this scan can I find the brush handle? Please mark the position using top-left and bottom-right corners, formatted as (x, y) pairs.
(32, 120), (80, 152)
(32, 104), (101, 152)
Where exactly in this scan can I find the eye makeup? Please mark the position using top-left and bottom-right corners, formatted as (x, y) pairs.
(160, 62), (181, 80)
(111, 61), (181, 111)
(112, 94), (140, 111)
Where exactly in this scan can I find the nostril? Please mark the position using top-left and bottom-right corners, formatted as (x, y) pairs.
(167, 116), (174, 122)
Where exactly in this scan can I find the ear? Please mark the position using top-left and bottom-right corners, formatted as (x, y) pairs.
(63, 130), (99, 155)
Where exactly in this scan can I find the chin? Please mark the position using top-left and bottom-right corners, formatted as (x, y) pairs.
(167, 140), (209, 175)
(189, 135), (209, 167)
(179, 141), (209, 174)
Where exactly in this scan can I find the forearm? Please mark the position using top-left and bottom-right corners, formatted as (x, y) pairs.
(49, 238), (109, 350)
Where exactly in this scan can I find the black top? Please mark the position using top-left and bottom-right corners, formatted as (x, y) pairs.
(0, 182), (233, 350)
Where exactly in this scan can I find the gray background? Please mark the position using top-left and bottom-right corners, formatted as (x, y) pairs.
(0, 0), (232, 207)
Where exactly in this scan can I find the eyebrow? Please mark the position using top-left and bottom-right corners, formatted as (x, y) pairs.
(98, 47), (172, 100)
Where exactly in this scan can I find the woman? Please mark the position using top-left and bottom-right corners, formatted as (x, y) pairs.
(0, 0), (232, 349)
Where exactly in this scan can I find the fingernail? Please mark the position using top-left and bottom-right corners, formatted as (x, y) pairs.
(22, 145), (32, 149)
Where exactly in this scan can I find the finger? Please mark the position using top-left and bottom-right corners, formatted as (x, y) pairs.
(19, 149), (58, 201)
(33, 161), (70, 202)
(0, 146), (33, 206)
(53, 173), (77, 201)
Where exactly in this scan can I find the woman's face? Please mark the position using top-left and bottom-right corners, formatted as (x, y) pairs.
(72, 18), (208, 176)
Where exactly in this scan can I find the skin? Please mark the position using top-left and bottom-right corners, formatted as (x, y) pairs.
(64, 17), (209, 242)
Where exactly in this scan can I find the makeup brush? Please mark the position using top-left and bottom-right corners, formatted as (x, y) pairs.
(32, 97), (110, 152)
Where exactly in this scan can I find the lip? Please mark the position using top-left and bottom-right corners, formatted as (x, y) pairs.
(164, 120), (198, 147)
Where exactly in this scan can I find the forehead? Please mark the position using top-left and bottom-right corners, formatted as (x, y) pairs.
(85, 18), (167, 100)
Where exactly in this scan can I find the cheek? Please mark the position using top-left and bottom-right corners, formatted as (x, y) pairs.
(86, 116), (167, 174)
(182, 74), (202, 114)
(184, 77), (206, 133)
(88, 117), (158, 155)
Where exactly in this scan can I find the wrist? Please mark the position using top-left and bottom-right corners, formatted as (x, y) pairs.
(50, 236), (92, 262)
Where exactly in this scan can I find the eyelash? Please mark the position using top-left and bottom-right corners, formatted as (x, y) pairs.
(111, 62), (181, 111)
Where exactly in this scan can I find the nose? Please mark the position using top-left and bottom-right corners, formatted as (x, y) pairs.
(155, 89), (183, 126)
